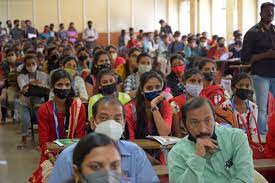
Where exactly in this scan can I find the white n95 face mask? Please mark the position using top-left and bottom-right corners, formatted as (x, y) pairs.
(94, 120), (124, 141)
(185, 83), (203, 97)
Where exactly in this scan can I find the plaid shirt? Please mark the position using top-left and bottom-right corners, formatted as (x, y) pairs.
(124, 73), (140, 93)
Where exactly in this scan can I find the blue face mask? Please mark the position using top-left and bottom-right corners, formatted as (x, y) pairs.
(143, 90), (161, 101)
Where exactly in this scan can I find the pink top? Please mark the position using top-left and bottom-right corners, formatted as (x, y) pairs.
(67, 30), (78, 43)
(124, 100), (172, 140)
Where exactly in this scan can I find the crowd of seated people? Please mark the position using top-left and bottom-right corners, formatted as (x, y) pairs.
(0, 2), (275, 182)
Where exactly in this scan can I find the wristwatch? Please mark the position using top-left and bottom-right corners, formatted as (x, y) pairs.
(150, 106), (159, 112)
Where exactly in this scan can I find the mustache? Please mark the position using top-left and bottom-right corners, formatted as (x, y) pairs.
(196, 133), (211, 138)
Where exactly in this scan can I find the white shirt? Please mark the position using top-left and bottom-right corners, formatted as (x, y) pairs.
(82, 27), (98, 42)
(17, 71), (48, 106)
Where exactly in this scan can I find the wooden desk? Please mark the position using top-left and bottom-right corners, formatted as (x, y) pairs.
(46, 139), (174, 153)
(131, 139), (161, 150)
(153, 165), (168, 176)
(254, 159), (275, 171)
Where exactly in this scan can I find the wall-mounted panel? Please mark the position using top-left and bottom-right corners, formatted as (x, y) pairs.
(86, 0), (107, 32)
(60, 0), (83, 32)
(35, 0), (58, 32)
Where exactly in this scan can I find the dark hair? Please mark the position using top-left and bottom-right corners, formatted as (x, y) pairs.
(187, 36), (196, 43)
(14, 19), (19, 24)
(92, 96), (124, 118)
(174, 31), (181, 37)
(261, 2), (275, 12)
(199, 36), (207, 41)
(170, 54), (185, 65)
(105, 45), (117, 52)
(159, 19), (165, 24)
(37, 52), (44, 59)
(217, 37), (225, 43)
(93, 50), (108, 64)
(90, 50), (109, 75)
(181, 97), (215, 127)
(61, 55), (77, 66)
(151, 69), (166, 90)
(128, 47), (141, 57)
(51, 69), (75, 133)
(135, 71), (164, 138)
(51, 69), (72, 88)
(184, 69), (202, 81)
(96, 69), (116, 87)
(73, 133), (118, 172)
(93, 46), (104, 55)
(5, 48), (15, 55)
(212, 35), (218, 40)
(87, 20), (93, 24)
(136, 52), (151, 64)
(181, 35), (187, 39)
(231, 72), (252, 89)
(21, 54), (37, 74)
(198, 59), (216, 71)
(77, 47), (88, 56)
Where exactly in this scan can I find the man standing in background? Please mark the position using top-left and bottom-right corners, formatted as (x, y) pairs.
(82, 20), (98, 49)
(242, 2), (275, 142)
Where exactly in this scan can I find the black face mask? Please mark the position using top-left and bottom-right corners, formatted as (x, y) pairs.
(235, 88), (253, 100)
(203, 72), (215, 81)
(101, 83), (117, 95)
(218, 43), (225, 47)
(53, 88), (71, 99)
(92, 63), (111, 75)
(50, 54), (59, 61)
(78, 55), (88, 62)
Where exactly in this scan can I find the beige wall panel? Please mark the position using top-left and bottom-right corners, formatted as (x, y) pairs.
(199, 0), (211, 34)
(60, 0), (83, 32)
(86, 0), (107, 32)
(35, 0), (58, 32)
(169, 0), (178, 32)
(110, 0), (131, 32)
(9, 0), (33, 22)
(0, 0), (8, 25)
(242, 0), (257, 34)
(133, 0), (154, 32)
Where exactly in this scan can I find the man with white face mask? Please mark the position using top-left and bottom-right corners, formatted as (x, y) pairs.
(49, 97), (159, 183)
(168, 31), (185, 56)
(197, 37), (210, 57)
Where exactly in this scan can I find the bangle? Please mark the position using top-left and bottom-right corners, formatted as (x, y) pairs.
(150, 106), (159, 112)
(44, 150), (52, 157)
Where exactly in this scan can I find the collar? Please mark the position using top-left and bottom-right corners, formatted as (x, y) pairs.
(116, 140), (132, 156)
(257, 21), (275, 32)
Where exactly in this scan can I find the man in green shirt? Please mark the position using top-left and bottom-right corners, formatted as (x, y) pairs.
(168, 97), (254, 183)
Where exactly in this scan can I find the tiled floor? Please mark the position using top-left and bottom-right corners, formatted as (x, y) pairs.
(0, 121), (40, 183)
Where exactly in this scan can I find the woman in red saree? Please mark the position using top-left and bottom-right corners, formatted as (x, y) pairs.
(29, 69), (86, 183)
